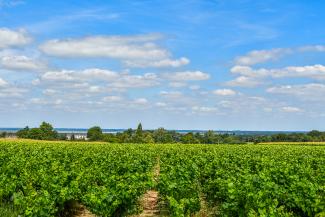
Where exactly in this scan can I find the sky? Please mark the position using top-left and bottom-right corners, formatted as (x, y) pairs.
(1, 0), (325, 130)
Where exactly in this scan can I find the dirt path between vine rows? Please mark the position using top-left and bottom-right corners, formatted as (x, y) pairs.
(73, 205), (96, 217)
(132, 157), (162, 217)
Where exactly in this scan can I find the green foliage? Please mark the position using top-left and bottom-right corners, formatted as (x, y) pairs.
(157, 144), (325, 217)
(87, 126), (103, 141)
(16, 122), (58, 140)
(0, 201), (21, 217)
(0, 140), (156, 217)
(0, 140), (324, 217)
(181, 132), (200, 144)
(0, 132), (7, 138)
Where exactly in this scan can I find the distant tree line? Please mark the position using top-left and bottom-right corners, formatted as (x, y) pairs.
(16, 122), (61, 140)
(14, 122), (325, 144)
(85, 124), (325, 144)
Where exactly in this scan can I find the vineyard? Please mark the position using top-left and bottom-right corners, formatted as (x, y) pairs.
(0, 140), (324, 217)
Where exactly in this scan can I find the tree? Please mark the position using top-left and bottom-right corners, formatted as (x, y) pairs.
(87, 126), (103, 141)
(202, 130), (217, 144)
(0, 132), (6, 138)
(153, 128), (173, 143)
(136, 123), (143, 136)
(28, 128), (42, 140)
(181, 133), (200, 144)
(39, 122), (58, 140)
(16, 123), (58, 140)
(16, 126), (30, 138)
(143, 132), (154, 143)
(133, 123), (144, 143)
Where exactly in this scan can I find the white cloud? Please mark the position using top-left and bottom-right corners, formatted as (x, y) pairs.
(192, 106), (218, 114)
(0, 28), (31, 49)
(276, 65), (325, 80)
(230, 65), (268, 77)
(40, 33), (190, 69)
(124, 57), (189, 68)
(155, 102), (167, 107)
(35, 69), (160, 102)
(102, 95), (123, 102)
(109, 72), (159, 89)
(160, 91), (183, 99)
(41, 68), (119, 82)
(0, 55), (46, 71)
(213, 88), (237, 96)
(162, 71), (210, 81)
(169, 82), (187, 88)
(133, 98), (148, 105)
(0, 78), (27, 98)
(267, 83), (325, 101)
(39, 34), (168, 60)
(281, 106), (303, 113)
(0, 86), (27, 97)
(298, 45), (325, 52)
(0, 77), (8, 87)
(228, 64), (325, 87)
(226, 76), (263, 87)
(43, 89), (57, 95)
(235, 48), (292, 66)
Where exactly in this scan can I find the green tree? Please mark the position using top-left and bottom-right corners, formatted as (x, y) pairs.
(143, 132), (154, 143)
(87, 126), (103, 141)
(0, 132), (6, 138)
(202, 130), (217, 144)
(16, 126), (30, 138)
(39, 122), (58, 140)
(181, 133), (200, 144)
(136, 123), (143, 136)
(133, 123), (144, 143)
(28, 128), (43, 140)
(153, 128), (173, 143)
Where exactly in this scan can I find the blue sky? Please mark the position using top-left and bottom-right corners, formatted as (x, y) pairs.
(1, 0), (325, 130)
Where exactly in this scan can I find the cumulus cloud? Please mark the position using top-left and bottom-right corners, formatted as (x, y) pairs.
(0, 55), (46, 71)
(124, 57), (189, 68)
(40, 33), (190, 68)
(298, 45), (325, 52)
(281, 106), (303, 113)
(267, 83), (325, 101)
(0, 28), (31, 49)
(169, 82), (187, 88)
(192, 106), (218, 114)
(160, 91), (183, 99)
(102, 95), (123, 102)
(41, 69), (118, 82)
(39, 34), (166, 59)
(226, 76), (263, 87)
(34, 68), (160, 100)
(235, 48), (292, 66)
(0, 77), (8, 87)
(233, 64), (325, 80)
(133, 98), (148, 105)
(228, 64), (325, 87)
(213, 88), (237, 96)
(0, 82), (27, 97)
(0, 78), (27, 98)
(162, 71), (210, 81)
